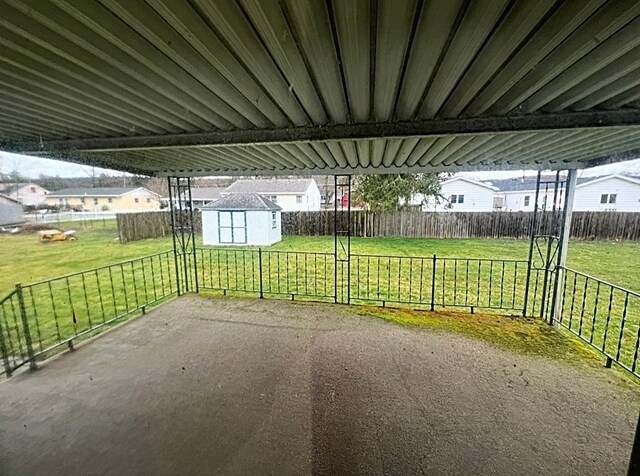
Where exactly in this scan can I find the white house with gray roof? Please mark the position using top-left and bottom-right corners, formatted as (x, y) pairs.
(201, 193), (282, 246)
(222, 178), (321, 212)
(492, 174), (640, 212)
(412, 177), (499, 212)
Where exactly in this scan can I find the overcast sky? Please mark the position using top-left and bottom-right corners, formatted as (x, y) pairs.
(2, 150), (640, 180)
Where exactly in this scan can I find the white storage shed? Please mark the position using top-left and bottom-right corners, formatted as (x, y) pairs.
(201, 193), (282, 246)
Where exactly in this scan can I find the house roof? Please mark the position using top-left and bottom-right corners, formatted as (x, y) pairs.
(0, 193), (22, 205)
(2, 2), (640, 177)
(0, 182), (46, 194)
(224, 179), (314, 194)
(47, 187), (154, 197)
(575, 174), (640, 188)
(202, 193), (281, 211)
(441, 177), (498, 192)
(183, 187), (226, 201)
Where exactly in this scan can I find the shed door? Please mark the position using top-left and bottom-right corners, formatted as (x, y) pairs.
(218, 211), (247, 244)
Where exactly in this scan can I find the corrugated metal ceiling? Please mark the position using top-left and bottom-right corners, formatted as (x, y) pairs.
(1, 0), (640, 175)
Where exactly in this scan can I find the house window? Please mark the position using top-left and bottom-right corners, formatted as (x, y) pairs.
(93, 198), (99, 205)
(296, 195), (303, 204)
(267, 195), (277, 203)
(80, 198), (85, 204)
(450, 194), (464, 204)
(30, 186), (36, 193)
(218, 211), (247, 244)
(524, 196), (530, 207)
(146, 198), (151, 203)
(271, 211), (277, 229)
(601, 194), (617, 204)
(59, 198), (63, 204)
(108, 198), (113, 203)
(134, 197), (139, 203)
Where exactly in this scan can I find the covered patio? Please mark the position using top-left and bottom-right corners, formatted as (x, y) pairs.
(2, 0), (640, 473)
(1, 296), (638, 475)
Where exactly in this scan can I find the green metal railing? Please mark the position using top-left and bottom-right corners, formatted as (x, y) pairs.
(3, 247), (639, 381)
(0, 250), (177, 377)
(551, 267), (640, 378)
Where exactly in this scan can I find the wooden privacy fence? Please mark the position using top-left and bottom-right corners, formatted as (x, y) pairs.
(117, 210), (640, 243)
(117, 211), (202, 243)
(282, 211), (640, 240)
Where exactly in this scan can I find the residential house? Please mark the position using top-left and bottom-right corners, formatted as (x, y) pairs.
(492, 174), (640, 212)
(45, 187), (161, 211)
(491, 176), (563, 212)
(0, 183), (49, 207)
(413, 177), (499, 212)
(0, 193), (24, 226)
(180, 187), (226, 210)
(573, 175), (640, 212)
(222, 178), (321, 212)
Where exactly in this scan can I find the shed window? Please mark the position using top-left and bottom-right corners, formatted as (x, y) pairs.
(524, 196), (530, 207)
(601, 194), (617, 204)
(218, 211), (247, 244)
(296, 195), (303, 204)
(271, 212), (277, 229)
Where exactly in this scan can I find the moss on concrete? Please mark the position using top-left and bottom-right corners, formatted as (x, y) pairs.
(353, 305), (639, 388)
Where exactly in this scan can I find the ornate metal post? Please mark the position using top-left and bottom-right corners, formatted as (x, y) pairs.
(167, 177), (198, 294)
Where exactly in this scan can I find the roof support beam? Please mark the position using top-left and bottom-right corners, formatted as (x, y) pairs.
(6, 109), (640, 154)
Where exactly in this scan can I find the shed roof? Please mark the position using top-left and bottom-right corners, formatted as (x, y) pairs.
(202, 193), (281, 211)
(2, 1), (640, 176)
(225, 179), (313, 194)
(0, 193), (22, 205)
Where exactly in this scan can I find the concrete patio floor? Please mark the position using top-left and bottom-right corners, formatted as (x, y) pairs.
(0, 296), (638, 475)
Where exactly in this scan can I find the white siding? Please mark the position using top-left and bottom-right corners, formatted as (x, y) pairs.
(416, 179), (496, 211)
(0, 195), (23, 225)
(202, 209), (281, 246)
(574, 177), (640, 212)
(502, 190), (562, 212)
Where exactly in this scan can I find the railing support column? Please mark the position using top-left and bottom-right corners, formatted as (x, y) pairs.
(0, 304), (13, 377)
(430, 254), (437, 311)
(551, 169), (577, 324)
(15, 283), (37, 371)
(258, 248), (264, 299)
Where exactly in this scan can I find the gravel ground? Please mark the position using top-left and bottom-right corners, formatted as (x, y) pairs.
(1, 296), (638, 475)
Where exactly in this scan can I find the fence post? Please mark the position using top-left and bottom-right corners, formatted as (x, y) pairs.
(430, 254), (437, 311)
(258, 248), (264, 299)
(0, 305), (12, 377)
(15, 283), (37, 371)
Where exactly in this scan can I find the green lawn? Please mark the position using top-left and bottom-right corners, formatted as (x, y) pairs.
(1, 222), (639, 377)
(1, 224), (640, 293)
